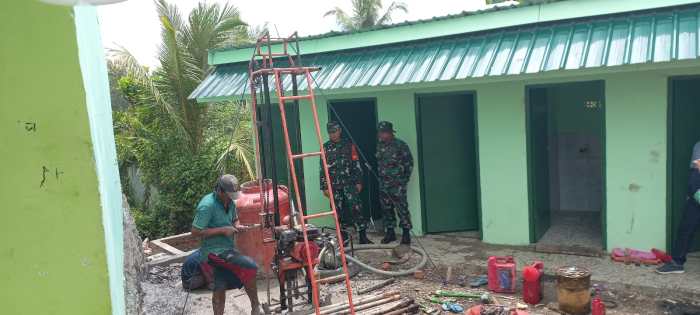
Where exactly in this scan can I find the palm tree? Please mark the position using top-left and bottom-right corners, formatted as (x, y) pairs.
(324, 0), (408, 31)
(111, 0), (245, 152)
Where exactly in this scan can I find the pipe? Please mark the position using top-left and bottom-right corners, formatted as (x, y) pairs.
(319, 292), (399, 315)
(382, 304), (419, 315)
(337, 295), (401, 315)
(345, 244), (428, 277)
(365, 298), (413, 315)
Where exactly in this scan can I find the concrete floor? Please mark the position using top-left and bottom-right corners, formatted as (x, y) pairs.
(536, 211), (603, 255)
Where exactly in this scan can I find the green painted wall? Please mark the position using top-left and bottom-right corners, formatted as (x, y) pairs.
(475, 83), (532, 244)
(0, 2), (116, 314)
(605, 72), (668, 250)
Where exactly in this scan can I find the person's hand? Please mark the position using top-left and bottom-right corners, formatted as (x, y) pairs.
(233, 222), (247, 231)
(323, 190), (330, 198)
(222, 226), (238, 237)
(356, 183), (363, 193)
(694, 159), (700, 170)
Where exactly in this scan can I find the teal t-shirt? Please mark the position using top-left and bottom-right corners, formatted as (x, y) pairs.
(192, 192), (237, 260)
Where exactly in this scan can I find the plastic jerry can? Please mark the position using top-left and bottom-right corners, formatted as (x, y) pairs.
(488, 256), (516, 293)
(522, 261), (544, 304)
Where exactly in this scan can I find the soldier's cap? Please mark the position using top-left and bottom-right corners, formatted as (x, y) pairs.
(327, 121), (341, 133)
(216, 174), (241, 200)
(377, 121), (395, 133)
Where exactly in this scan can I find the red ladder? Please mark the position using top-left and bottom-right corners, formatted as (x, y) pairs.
(248, 33), (356, 315)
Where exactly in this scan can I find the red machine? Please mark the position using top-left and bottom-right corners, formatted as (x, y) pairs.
(273, 220), (321, 310)
(488, 256), (516, 294)
(522, 261), (544, 304)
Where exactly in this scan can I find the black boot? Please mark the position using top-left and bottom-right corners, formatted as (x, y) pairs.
(358, 229), (374, 244)
(401, 228), (411, 245)
(381, 229), (397, 244)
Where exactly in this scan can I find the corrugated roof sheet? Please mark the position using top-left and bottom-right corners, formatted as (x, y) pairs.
(191, 5), (700, 100)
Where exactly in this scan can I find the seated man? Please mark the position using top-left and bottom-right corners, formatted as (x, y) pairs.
(191, 174), (260, 315)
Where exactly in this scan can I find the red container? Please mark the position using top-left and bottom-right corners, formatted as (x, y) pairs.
(488, 256), (516, 293)
(591, 293), (606, 315)
(235, 180), (290, 275)
(522, 261), (544, 304)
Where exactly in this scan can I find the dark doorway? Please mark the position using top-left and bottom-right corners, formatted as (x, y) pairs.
(527, 81), (605, 254)
(668, 77), (700, 253)
(417, 93), (480, 233)
(328, 99), (381, 223)
(257, 102), (305, 202)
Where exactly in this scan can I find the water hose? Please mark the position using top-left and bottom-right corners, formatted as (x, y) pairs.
(318, 244), (428, 279)
(347, 244), (428, 277)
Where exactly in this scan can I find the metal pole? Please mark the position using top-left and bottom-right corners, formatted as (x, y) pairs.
(262, 74), (281, 226)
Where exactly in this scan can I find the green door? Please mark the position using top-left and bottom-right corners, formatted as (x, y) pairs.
(328, 100), (381, 220)
(527, 88), (551, 242)
(669, 77), (700, 252)
(417, 93), (479, 233)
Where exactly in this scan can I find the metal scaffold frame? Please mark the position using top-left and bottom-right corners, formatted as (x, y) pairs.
(248, 32), (356, 315)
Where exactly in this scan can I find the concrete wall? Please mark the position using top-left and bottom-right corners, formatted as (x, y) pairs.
(0, 2), (122, 314)
(605, 72), (668, 250)
(475, 83), (532, 244)
(288, 62), (700, 250)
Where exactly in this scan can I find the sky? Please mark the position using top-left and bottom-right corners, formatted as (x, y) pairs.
(97, 0), (487, 68)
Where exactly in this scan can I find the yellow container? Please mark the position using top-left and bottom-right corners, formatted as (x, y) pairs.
(556, 266), (591, 315)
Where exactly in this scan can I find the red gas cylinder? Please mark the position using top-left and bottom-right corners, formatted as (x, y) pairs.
(235, 180), (290, 275)
(522, 261), (544, 304)
(488, 256), (516, 293)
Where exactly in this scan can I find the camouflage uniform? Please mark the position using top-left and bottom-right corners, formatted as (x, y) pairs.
(320, 136), (368, 231)
(377, 134), (413, 230)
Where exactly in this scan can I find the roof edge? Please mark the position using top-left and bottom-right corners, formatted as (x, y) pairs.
(209, 0), (700, 66)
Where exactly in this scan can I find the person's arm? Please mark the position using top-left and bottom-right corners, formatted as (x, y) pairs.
(350, 144), (364, 192)
(692, 167), (700, 204)
(320, 146), (329, 196)
(191, 226), (237, 238)
(402, 143), (414, 183)
(191, 203), (236, 238)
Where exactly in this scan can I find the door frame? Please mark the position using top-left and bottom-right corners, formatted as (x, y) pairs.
(666, 75), (700, 250)
(414, 91), (482, 237)
(326, 97), (380, 219)
(524, 80), (607, 248)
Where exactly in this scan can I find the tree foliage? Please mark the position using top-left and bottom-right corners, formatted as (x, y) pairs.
(324, 0), (408, 31)
(111, 0), (254, 239)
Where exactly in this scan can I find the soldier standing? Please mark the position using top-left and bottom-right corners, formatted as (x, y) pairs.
(376, 121), (414, 245)
(320, 121), (373, 244)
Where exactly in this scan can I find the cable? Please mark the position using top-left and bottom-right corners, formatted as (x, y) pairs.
(180, 290), (190, 315)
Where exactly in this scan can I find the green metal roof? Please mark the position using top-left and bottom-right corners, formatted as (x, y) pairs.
(191, 4), (700, 101)
(208, 0), (700, 66)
